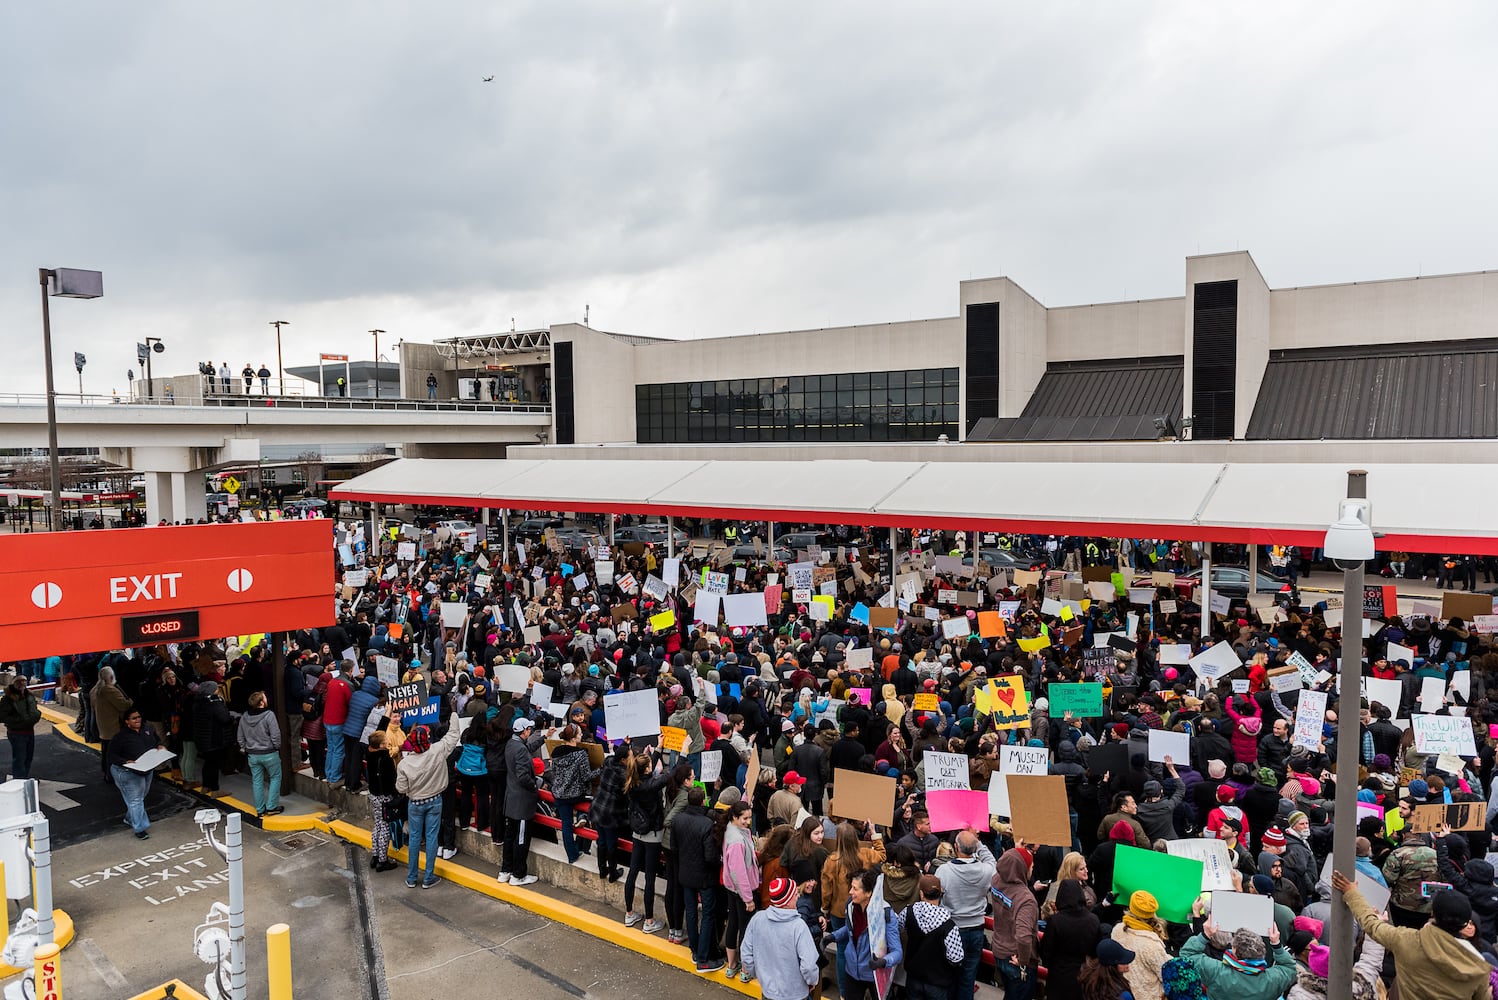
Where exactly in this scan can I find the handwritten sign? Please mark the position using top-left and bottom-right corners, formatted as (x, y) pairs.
(1412, 714), (1477, 756)
(659, 726), (688, 753)
(913, 693), (940, 712)
(923, 750), (971, 791)
(388, 680), (428, 714)
(1293, 689), (1327, 751)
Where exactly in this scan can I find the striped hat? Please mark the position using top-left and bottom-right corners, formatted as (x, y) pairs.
(768, 877), (799, 908)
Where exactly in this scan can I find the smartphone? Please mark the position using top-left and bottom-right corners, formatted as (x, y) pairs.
(1421, 881), (1454, 898)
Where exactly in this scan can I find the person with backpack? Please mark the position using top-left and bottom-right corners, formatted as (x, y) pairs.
(0, 678), (42, 780)
(903, 874), (964, 1000)
(621, 747), (671, 934)
(454, 719), (490, 833)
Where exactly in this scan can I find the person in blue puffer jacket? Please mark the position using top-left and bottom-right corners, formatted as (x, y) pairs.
(343, 673), (383, 793)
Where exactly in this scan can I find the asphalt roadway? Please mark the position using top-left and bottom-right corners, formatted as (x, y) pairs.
(14, 722), (728, 1000)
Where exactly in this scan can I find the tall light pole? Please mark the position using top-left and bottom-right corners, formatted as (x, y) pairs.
(369, 329), (385, 399)
(1325, 469), (1373, 998)
(38, 268), (103, 532)
(144, 336), (164, 397)
(270, 320), (290, 393)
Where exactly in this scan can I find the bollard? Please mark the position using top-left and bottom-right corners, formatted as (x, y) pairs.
(266, 923), (292, 1000)
(34, 942), (60, 999)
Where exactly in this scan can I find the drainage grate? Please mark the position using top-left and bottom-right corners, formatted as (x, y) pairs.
(260, 832), (327, 857)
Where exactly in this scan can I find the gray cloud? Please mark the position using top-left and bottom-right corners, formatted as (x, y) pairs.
(3, 1), (1497, 395)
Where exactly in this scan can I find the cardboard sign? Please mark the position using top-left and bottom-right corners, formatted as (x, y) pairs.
(913, 693), (940, 711)
(1159, 599), (1178, 614)
(923, 750), (971, 791)
(976, 610), (1005, 638)
(1268, 666), (1302, 694)
(941, 616), (972, 640)
(829, 768), (896, 826)
(1443, 591), (1495, 622)
(1005, 775), (1072, 846)
(659, 726), (688, 753)
(1049, 682), (1104, 717)
(1405, 802), (1486, 833)
(869, 607), (899, 630)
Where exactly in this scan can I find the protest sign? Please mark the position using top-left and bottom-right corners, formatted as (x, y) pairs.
(1048, 682), (1104, 717)
(407, 697), (441, 727)
(648, 609), (676, 632)
(845, 647), (874, 671)
(1365, 676), (1403, 714)
(923, 751), (970, 792)
(829, 769), (896, 825)
(1318, 855), (1389, 914)
(1268, 666), (1302, 694)
(1419, 676), (1445, 713)
(1190, 641), (1241, 680)
(724, 592), (769, 628)
(1412, 714), (1477, 756)
(694, 590), (722, 625)
(924, 789), (991, 833)
(388, 680), (429, 714)
(1159, 643), (1191, 665)
(1443, 591), (1495, 621)
(1112, 845), (1203, 923)
(869, 607), (899, 630)
(496, 663), (531, 694)
(344, 569), (369, 588)
(1289, 688), (1325, 749)
(1005, 775), (1072, 846)
(1166, 838), (1235, 891)
(1209, 592), (1231, 616)
(941, 616), (972, 640)
(913, 693), (940, 711)
(699, 751), (722, 784)
(1405, 802), (1486, 834)
(976, 610), (1005, 638)
(1147, 728), (1190, 764)
(1211, 891), (1274, 935)
(659, 726), (688, 754)
(603, 688), (662, 739)
(661, 558), (681, 587)
(987, 675), (1030, 730)
(439, 602), (467, 628)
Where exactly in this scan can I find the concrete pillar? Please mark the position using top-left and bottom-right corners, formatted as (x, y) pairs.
(169, 472), (207, 523)
(144, 471), (175, 524)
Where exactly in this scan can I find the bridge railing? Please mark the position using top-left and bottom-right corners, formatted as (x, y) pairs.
(0, 392), (551, 415)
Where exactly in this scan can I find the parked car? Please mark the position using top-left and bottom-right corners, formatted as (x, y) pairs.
(514, 516), (564, 540)
(730, 544), (795, 563)
(615, 522), (690, 549)
(1132, 565), (1286, 599)
(778, 530), (836, 551)
(962, 548), (1049, 573)
(552, 527), (604, 550)
(282, 497), (328, 516)
(435, 519), (478, 544)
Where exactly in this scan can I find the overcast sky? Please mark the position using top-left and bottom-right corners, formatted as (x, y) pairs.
(3, 2), (1496, 396)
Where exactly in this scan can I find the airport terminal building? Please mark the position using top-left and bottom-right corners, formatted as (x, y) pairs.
(397, 250), (1498, 463)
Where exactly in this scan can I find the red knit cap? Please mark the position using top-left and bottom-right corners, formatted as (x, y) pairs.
(1109, 821), (1136, 844)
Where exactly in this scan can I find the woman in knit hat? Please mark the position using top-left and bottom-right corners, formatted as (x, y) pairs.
(1288, 935), (1385, 1000)
(1111, 890), (1169, 1000)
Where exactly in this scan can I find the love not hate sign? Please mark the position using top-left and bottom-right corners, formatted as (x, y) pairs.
(987, 675), (1030, 730)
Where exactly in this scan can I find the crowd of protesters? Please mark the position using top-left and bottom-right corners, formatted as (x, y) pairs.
(20, 518), (1498, 999)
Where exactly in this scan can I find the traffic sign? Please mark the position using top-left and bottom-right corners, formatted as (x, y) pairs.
(221, 476), (241, 495)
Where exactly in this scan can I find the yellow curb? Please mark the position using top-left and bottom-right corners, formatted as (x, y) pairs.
(43, 706), (758, 994)
(322, 819), (761, 997)
(40, 707), (93, 748)
(126, 979), (210, 1000)
(0, 910), (75, 979)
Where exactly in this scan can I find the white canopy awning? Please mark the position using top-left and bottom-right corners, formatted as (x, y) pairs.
(331, 457), (1498, 555)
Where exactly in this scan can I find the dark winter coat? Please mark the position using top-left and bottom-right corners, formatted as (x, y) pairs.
(669, 803), (719, 889)
(502, 731), (547, 820)
(190, 690), (232, 753)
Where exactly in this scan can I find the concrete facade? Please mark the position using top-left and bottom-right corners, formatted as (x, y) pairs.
(525, 249), (1498, 447)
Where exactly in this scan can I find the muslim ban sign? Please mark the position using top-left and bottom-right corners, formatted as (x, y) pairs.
(923, 750), (970, 791)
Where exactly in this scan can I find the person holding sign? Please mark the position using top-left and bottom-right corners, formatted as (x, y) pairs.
(107, 708), (168, 839)
(1176, 916), (1296, 1000)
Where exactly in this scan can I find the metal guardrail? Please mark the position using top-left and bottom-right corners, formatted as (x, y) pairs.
(0, 392), (550, 415)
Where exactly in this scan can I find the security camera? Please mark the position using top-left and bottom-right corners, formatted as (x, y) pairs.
(1324, 498), (1374, 568)
(194, 808), (223, 828)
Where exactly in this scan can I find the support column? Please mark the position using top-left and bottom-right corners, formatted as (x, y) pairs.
(168, 471), (207, 524)
(1200, 554), (1212, 639)
(667, 516), (675, 559)
(1248, 544), (1259, 597)
(144, 471), (175, 524)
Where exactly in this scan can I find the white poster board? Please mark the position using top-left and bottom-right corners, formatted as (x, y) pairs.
(1293, 689), (1328, 751)
(603, 688), (662, 740)
(923, 751), (971, 791)
(723, 592), (769, 628)
(1211, 891), (1274, 935)
(1412, 714), (1477, 756)
(1190, 641), (1241, 680)
(1147, 728), (1191, 764)
(496, 663), (532, 694)
(1166, 838), (1235, 891)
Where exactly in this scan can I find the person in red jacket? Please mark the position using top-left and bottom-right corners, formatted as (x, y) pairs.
(322, 664), (355, 785)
